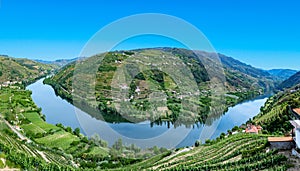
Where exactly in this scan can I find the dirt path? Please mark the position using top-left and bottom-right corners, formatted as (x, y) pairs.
(0, 158), (20, 171)
(2, 119), (32, 143)
(37, 150), (50, 163)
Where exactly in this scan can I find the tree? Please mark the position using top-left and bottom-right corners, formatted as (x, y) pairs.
(81, 137), (89, 143)
(109, 148), (118, 159)
(220, 133), (226, 139)
(73, 128), (80, 136)
(153, 146), (160, 155)
(37, 107), (42, 113)
(66, 126), (72, 133)
(56, 123), (63, 128)
(195, 140), (201, 147)
(112, 138), (123, 152)
(205, 139), (211, 144)
(232, 126), (239, 132)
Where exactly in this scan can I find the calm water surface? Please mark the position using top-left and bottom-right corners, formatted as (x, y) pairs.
(27, 78), (268, 148)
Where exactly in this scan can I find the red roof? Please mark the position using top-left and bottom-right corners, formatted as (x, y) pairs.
(293, 108), (300, 115)
(256, 125), (262, 130)
(268, 137), (293, 142)
(245, 125), (259, 134)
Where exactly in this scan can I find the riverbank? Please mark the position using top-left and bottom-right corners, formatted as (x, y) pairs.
(43, 73), (265, 125)
(0, 79), (292, 170)
(28, 78), (268, 148)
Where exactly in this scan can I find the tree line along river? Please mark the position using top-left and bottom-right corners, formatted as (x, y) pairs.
(26, 78), (268, 148)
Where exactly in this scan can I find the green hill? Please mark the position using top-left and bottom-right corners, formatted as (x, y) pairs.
(0, 77), (293, 170)
(0, 55), (57, 85)
(253, 84), (300, 134)
(278, 71), (300, 90)
(0, 50), (294, 170)
(44, 48), (277, 124)
(112, 134), (288, 171)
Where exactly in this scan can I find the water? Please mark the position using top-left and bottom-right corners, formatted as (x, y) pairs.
(27, 78), (268, 148)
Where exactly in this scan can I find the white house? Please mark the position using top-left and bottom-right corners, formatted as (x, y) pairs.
(290, 120), (300, 148)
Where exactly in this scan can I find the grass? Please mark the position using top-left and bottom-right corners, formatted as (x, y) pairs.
(22, 112), (58, 131)
(0, 55), (55, 84)
(0, 122), (8, 130)
(87, 146), (109, 156)
(21, 124), (46, 134)
(111, 134), (288, 171)
(0, 87), (81, 152)
(35, 130), (79, 150)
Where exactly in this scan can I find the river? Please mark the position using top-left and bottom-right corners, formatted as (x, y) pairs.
(26, 78), (268, 148)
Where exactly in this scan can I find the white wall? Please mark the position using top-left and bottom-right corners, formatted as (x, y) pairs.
(296, 129), (300, 148)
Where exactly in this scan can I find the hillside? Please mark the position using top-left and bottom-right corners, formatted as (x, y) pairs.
(278, 71), (300, 90)
(0, 50), (295, 170)
(114, 134), (288, 171)
(0, 55), (56, 85)
(0, 68), (294, 170)
(44, 48), (277, 124)
(217, 53), (275, 91)
(253, 84), (300, 134)
(219, 54), (271, 79)
(0, 89), (290, 171)
(268, 69), (298, 81)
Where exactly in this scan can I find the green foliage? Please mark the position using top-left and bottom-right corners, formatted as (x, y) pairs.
(81, 137), (88, 143)
(278, 71), (300, 90)
(73, 127), (80, 136)
(45, 48), (276, 127)
(112, 138), (123, 151)
(116, 134), (288, 171)
(253, 87), (300, 134)
(0, 86), (113, 170)
(194, 140), (201, 147)
(0, 56), (55, 86)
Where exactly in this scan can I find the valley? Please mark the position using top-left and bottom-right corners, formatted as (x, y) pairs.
(1, 1), (300, 170)
(44, 48), (277, 125)
(0, 50), (299, 170)
(28, 77), (268, 148)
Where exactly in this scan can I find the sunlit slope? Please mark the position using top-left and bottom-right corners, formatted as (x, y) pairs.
(112, 134), (288, 171)
(0, 55), (56, 84)
(45, 48), (276, 123)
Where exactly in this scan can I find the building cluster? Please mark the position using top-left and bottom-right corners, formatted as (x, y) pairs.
(245, 124), (262, 134)
(0, 81), (22, 89)
(266, 107), (300, 152)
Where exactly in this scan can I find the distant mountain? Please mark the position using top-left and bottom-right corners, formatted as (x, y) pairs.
(216, 53), (276, 91)
(0, 55), (56, 85)
(35, 57), (85, 67)
(278, 71), (300, 90)
(267, 69), (298, 81)
(218, 54), (271, 79)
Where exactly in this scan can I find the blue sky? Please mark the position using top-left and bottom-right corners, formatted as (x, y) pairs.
(0, 0), (299, 70)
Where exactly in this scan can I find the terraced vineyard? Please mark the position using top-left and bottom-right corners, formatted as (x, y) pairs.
(253, 84), (300, 134)
(0, 86), (109, 170)
(113, 134), (289, 171)
(45, 48), (276, 125)
(0, 122), (73, 170)
(0, 55), (57, 86)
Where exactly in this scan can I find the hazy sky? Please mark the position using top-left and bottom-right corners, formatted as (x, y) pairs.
(0, 0), (299, 70)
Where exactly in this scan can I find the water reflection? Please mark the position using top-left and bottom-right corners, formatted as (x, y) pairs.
(27, 78), (267, 148)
